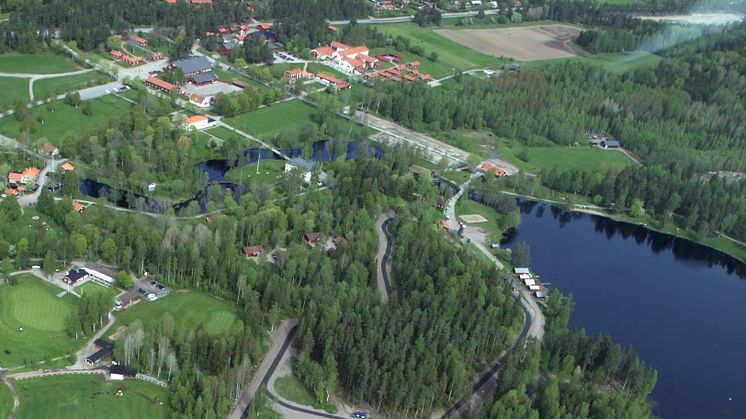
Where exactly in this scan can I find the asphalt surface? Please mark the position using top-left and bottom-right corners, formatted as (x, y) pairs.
(376, 214), (394, 301)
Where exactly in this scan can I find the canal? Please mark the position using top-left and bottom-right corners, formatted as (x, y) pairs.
(502, 201), (746, 419)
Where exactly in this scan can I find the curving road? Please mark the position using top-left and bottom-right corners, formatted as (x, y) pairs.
(1, 375), (19, 419)
(375, 213), (394, 301)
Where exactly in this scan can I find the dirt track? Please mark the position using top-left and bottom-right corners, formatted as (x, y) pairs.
(435, 25), (584, 62)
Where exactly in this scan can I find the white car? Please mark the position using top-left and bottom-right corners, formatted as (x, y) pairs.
(146, 293), (157, 301)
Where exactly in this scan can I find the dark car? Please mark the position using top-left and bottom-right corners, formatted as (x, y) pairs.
(156, 284), (165, 290)
(137, 288), (145, 294)
(352, 412), (367, 419)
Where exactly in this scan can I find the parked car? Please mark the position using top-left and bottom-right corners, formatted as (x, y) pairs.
(146, 293), (157, 301)
(352, 412), (367, 419)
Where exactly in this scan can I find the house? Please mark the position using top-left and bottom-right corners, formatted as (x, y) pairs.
(480, 162), (493, 173)
(146, 76), (177, 93)
(147, 182), (157, 193)
(503, 63), (521, 72)
(494, 167), (506, 177)
(375, 53), (400, 63)
(284, 157), (314, 173)
(283, 68), (313, 83)
(172, 56), (213, 77)
(63, 268), (89, 286)
(40, 143), (59, 157)
(110, 363), (138, 381)
(10, 167), (41, 185)
(86, 339), (114, 365)
(132, 36), (148, 46)
(3, 187), (20, 196)
(83, 263), (118, 287)
(315, 72), (350, 91)
(189, 71), (218, 85)
(304, 232), (322, 246)
(191, 0), (212, 4)
(165, 0), (176, 3)
(241, 245), (264, 257)
(185, 115), (217, 130)
(602, 139), (620, 149)
(189, 94), (212, 108)
(311, 46), (335, 59)
(116, 291), (140, 309)
(60, 162), (75, 172)
(218, 40), (241, 57)
(121, 55), (143, 65)
(436, 219), (449, 230)
(72, 200), (85, 213)
(110, 49), (123, 60)
(406, 61), (420, 69)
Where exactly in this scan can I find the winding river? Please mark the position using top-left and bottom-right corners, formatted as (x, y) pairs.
(502, 201), (746, 419)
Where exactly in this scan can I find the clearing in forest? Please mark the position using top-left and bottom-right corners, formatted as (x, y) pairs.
(435, 24), (585, 62)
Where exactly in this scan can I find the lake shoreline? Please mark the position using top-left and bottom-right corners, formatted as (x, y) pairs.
(499, 190), (746, 264)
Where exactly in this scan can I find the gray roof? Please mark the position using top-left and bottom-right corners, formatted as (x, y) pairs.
(191, 71), (218, 84)
(173, 56), (212, 75)
(84, 262), (118, 280)
(287, 158), (314, 171)
(602, 139), (620, 147)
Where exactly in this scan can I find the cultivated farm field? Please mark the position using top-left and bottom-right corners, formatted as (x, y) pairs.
(109, 291), (240, 337)
(0, 275), (80, 367)
(14, 374), (171, 419)
(435, 24), (584, 62)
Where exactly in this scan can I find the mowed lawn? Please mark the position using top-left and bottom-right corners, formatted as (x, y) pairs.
(33, 71), (114, 99)
(14, 374), (171, 419)
(500, 146), (635, 173)
(456, 198), (507, 243)
(110, 291), (239, 337)
(0, 52), (81, 74)
(223, 100), (318, 139)
(275, 376), (337, 413)
(76, 281), (119, 301)
(369, 22), (502, 77)
(0, 381), (12, 419)
(0, 275), (80, 367)
(0, 95), (132, 144)
(0, 76), (29, 108)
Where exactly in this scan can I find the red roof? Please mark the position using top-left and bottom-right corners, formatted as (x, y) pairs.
(146, 76), (175, 91)
(7, 172), (22, 182)
(110, 50), (123, 58)
(480, 162), (494, 172)
(191, 0), (212, 3)
(165, 0), (176, 3)
(186, 115), (208, 124)
(338, 46), (368, 57)
(22, 167), (40, 179)
(241, 245), (264, 257)
(316, 72), (349, 90)
(312, 46), (334, 57)
(133, 36), (148, 44)
(330, 41), (352, 51)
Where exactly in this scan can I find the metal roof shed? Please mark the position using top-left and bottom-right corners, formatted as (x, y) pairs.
(514, 267), (530, 274)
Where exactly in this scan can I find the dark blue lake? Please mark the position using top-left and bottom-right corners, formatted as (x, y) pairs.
(502, 201), (746, 419)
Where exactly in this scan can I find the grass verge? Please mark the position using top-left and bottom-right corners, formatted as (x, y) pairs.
(275, 375), (337, 414)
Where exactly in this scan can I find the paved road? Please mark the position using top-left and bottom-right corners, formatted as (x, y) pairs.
(1, 375), (19, 419)
(375, 213), (394, 301)
(328, 9), (499, 25)
(17, 158), (66, 208)
(0, 68), (94, 101)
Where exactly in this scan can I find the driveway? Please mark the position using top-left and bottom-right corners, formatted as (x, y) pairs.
(17, 158), (66, 208)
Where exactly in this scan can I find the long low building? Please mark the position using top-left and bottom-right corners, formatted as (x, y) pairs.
(83, 263), (118, 288)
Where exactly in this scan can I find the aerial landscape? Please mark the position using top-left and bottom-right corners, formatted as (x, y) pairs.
(0, 0), (744, 418)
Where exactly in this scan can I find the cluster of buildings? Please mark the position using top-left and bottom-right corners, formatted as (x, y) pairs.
(513, 267), (546, 299)
(63, 263), (118, 288)
(283, 68), (351, 92)
(207, 22), (283, 57)
(589, 135), (621, 149)
(110, 49), (143, 66)
(312, 41), (380, 75)
(4, 166), (40, 196)
(479, 162), (506, 178)
(145, 55), (219, 94)
(365, 61), (432, 83)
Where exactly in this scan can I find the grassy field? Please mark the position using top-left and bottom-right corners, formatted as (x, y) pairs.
(0, 95), (131, 144)
(0, 52), (81, 74)
(369, 22), (502, 78)
(275, 376), (337, 414)
(500, 145), (635, 173)
(76, 282), (119, 301)
(109, 291), (239, 337)
(456, 198), (506, 243)
(225, 160), (286, 185)
(3, 208), (63, 246)
(0, 380), (12, 419)
(33, 71), (114, 99)
(223, 100), (318, 139)
(305, 63), (349, 80)
(0, 77), (29, 108)
(213, 67), (270, 92)
(523, 51), (662, 74)
(14, 374), (171, 419)
(0, 275), (80, 367)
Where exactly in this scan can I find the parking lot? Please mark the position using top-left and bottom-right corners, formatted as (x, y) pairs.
(273, 52), (302, 63)
(181, 80), (243, 97)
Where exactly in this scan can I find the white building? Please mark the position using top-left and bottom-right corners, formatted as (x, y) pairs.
(185, 115), (217, 130)
(83, 263), (118, 288)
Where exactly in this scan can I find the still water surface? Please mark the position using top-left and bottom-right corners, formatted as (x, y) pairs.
(502, 201), (746, 419)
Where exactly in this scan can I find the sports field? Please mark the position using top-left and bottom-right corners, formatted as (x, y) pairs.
(0, 53), (81, 74)
(14, 374), (171, 419)
(435, 24), (584, 62)
(33, 71), (114, 99)
(0, 95), (132, 144)
(110, 291), (239, 337)
(370, 22), (502, 77)
(0, 275), (79, 367)
(0, 77), (29, 108)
